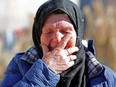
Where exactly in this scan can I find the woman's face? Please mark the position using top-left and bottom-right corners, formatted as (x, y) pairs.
(40, 14), (77, 51)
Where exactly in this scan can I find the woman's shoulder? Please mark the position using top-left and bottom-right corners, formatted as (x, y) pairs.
(103, 65), (116, 84)
(103, 65), (116, 75)
(14, 52), (25, 59)
(13, 52), (26, 63)
(4, 52), (25, 75)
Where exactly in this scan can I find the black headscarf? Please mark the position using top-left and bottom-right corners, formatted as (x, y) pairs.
(32, 0), (86, 87)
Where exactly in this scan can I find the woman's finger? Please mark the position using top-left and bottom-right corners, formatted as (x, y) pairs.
(56, 34), (71, 49)
(68, 55), (77, 61)
(56, 61), (74, 71)
(66, 47), (79, 55)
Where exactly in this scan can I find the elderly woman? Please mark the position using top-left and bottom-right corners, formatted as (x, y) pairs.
(1, 0), (116, 87)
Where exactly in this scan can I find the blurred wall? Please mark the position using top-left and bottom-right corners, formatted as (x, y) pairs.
(83, 0), (116, 71)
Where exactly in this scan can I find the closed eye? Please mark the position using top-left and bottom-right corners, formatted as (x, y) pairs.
(42, 28), (53, 34)
(43, 31), (53, 34)
(61, 29), (72, 34)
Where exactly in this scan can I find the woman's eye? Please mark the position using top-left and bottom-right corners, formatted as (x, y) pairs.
(44, 31), (53, 34)
(61, 30), (70, 34)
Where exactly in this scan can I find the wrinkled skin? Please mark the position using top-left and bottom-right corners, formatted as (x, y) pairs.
(40, 14), (79, 74)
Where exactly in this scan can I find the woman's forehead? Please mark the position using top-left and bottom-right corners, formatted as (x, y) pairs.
(44, 14), (71, 24)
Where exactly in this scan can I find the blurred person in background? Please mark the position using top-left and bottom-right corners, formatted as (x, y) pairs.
(0, 0), (116, 87)
(3, 30), (16, 52)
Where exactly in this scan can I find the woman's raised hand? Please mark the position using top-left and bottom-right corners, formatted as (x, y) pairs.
(41, 34), (79, 74)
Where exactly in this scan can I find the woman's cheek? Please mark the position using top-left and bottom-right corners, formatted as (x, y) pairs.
(40, 34), (51, 46)
(67, 40), (75, 48)
(67, 36), (76, 48)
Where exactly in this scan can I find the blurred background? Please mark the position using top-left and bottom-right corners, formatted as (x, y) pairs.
(0, 0), (116, 80)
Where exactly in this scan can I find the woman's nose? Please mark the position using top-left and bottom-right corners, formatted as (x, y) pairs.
(52, 31), (64, 43)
